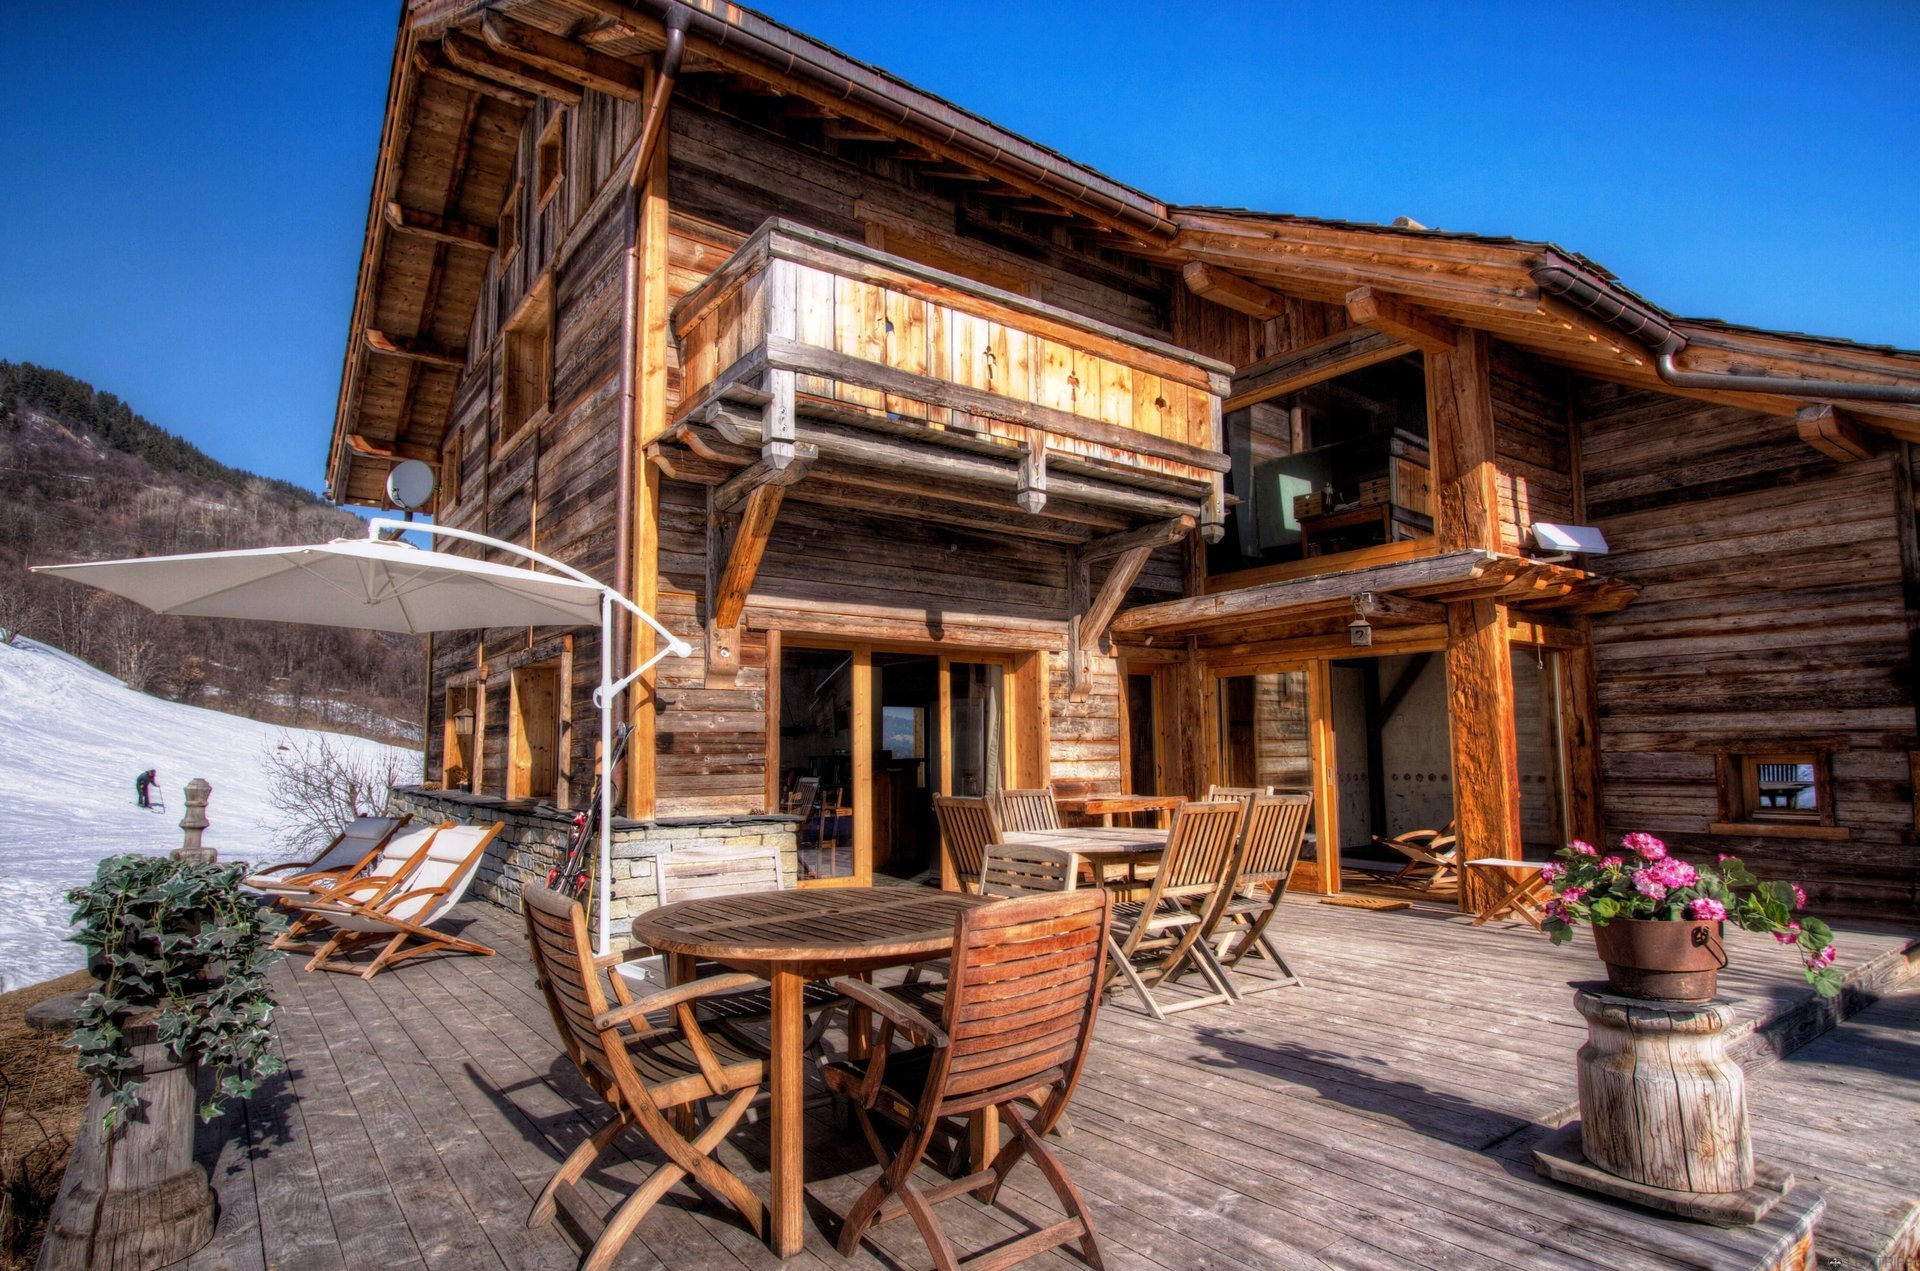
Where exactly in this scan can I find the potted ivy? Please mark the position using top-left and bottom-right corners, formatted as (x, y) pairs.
(39, 855), (284, 1271)
(1541, 832), (1840, 1002)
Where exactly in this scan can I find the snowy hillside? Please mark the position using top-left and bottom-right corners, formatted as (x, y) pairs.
(0, 637), (419, 990)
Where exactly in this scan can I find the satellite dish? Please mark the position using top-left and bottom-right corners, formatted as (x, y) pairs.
(385, 459), (436, 510)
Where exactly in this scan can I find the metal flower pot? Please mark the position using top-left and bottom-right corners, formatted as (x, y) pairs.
(1591, 918), (1726, 1002)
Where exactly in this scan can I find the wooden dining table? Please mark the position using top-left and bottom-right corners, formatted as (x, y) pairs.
(1051, 792), (1184, 827)
(631, 887), (987, 1258)
(1003, 826), (1169, 886)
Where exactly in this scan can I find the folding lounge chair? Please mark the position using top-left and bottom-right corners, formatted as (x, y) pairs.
(824, 890), (1111, 1270)
(267, 821), (447, 952)
(244, 814), (408, 899)
(522, 885), (767, 1271)
(1375, 820), (1459, 889)
(299, 823), (504, 979)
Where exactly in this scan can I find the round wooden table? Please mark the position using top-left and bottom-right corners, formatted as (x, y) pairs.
(632, 887), (986, 1257)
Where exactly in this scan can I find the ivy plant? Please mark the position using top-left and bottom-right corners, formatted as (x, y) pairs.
(66, 855), (286, 1127)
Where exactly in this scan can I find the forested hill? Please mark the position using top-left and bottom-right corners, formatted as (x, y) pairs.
(0, 361), (422, 744)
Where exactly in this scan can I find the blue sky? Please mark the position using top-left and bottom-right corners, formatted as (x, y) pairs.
(3, 2), (1916, 496)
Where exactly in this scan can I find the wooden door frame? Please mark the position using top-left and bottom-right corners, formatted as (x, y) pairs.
(1116, 659), (1172, 796)
(769, 631), (1034, 888)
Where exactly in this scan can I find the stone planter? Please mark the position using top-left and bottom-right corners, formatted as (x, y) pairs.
(33, 1000), (215, 1271)
(1591, 917), (1725, 1002)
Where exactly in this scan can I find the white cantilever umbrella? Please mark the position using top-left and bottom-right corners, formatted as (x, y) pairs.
(34, 520), (691, 954)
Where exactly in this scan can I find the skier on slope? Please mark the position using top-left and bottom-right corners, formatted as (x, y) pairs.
(135, 768), (156, 809)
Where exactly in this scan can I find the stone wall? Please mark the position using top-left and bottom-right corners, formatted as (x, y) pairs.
(389, 787), (800, 948)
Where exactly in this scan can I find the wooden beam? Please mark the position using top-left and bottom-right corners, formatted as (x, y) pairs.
(384, 201), (497, 251)
(1224, 327), (1411, 413)
(1082, 514), (1194, 563)
(1428, 327), (1500, 552)
(413, 41), (537, 107)
(345, 432), (439, 465)
(1068, 545), (1154, 702)
(1113, 548), (1500, 635)
(1445, 598), (1525, 912)
(1345, 286), (1458, 355)
(480, 13), (644, 102)
(706, 483), (786, 685)
(1018, 432), (1047, 514)
(1796, 404), (1879, 462)
(1352, 590), (1447, 625)
(1182, 262), (1286, 320)
(363, 328), (467, 370)
(712, 442), (817, 514)
(442, 31), (584, 106)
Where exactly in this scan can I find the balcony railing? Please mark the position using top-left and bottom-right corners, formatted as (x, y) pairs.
(666, 220), (1232, 538)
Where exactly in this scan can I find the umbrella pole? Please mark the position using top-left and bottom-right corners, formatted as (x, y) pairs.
(599, 590), (614, 957)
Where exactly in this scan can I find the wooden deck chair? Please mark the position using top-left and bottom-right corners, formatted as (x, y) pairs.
(1374, 820), (1458, 889)
(267, 821), (447, 953)
(1212, 793), (1312, 993)
(299, 822), (504, 979)
(997, 788), (1060, 832)
(1107, 799), (1246, 1020)
(244, 814), (407, 899)
(1204, 785), (1272, 800)
(521, 885), (768, 1271)
(903, 841), (1082, 997)
(932, 795), (1001, 893)
(824, 890), (1111, 1270)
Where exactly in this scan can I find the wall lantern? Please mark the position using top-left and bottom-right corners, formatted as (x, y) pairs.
(1348, 616), (1374, 648)
(452, 704), (476, 737)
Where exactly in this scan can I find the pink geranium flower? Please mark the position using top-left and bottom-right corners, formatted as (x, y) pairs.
(1600, 856), (1624, 869)
(1561, 885), (1588, 902)
(1807, 944), (1838, 971)
(1774, 921), (1802, 945)
(1632, 870), (1668, 900)
(1688, 898), (1727, 921)
(1568, 840), (1597, 856)
(1792, 884), (1807, 911)
(1622, 832), (1667, 860)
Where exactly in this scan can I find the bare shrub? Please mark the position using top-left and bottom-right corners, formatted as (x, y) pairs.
(264, 734), (408, 857)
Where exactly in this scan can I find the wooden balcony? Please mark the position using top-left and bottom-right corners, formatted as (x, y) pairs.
(654, 220), (1233, 545)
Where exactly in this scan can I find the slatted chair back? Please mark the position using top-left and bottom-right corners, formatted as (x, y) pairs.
(524, 882), (626, 1093)
(932, 795), (1001, 892)
(1149, 800), (1250, 905)
(936, 890), (1111, 1116)
(997, 787), (1060, 832)
(1205, 784), (1271, 801)
(1238, 793), (1312, 889)
(659, 845), (783, 906)
(783, 776), (820, 820)
(979, 843), (1077, 897)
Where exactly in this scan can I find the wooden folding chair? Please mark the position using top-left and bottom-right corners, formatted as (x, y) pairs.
(1212, 793), (1312, 993)
(932, 795), (1001, 893)
(244, 814), (408, 899)
(1204, 785), (1271, 800)
(267, 821), (446, 953)
(1107, 799), (1247, 1019)
(299, 823), (504, 979)
(996, 788), (1060, 832)
(1374, 820), (1458, 889)
(522, 886), (767, 1271)
(824, 890), (1111, 1271)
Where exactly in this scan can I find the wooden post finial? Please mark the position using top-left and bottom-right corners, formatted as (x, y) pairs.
(173, 778), (215, 864)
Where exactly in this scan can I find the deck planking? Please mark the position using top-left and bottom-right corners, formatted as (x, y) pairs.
(197, 895), (1917, 1271)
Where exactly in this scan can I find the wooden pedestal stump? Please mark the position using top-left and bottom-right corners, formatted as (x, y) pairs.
(31, 997), (215, 1271)
(1534, 986), (1794, 1227)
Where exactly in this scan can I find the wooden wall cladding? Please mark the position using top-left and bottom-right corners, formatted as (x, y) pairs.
(1491, 342), (1576, 552)
(1579, 380), (1918, 916)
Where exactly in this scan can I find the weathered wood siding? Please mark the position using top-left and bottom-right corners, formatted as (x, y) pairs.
(1580, 381), (1918, 916)
(1492, 342), (1576, 552)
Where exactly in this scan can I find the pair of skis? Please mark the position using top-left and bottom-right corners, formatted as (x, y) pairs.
(546, 723), (633, 926)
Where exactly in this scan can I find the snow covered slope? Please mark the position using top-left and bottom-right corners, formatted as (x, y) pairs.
(0, 637), (418, 990)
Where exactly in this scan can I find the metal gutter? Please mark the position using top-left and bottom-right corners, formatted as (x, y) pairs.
(1534, 263), (1920, 405)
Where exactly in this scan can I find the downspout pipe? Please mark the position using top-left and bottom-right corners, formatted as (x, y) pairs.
(1534, 263), (1920, 405)
(611, 6), (687, 813)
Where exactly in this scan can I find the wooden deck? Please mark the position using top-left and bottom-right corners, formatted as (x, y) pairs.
(180, 895), (1919, 1271)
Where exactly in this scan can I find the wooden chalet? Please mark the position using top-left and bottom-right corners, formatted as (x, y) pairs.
(328, 0), (1920, 920)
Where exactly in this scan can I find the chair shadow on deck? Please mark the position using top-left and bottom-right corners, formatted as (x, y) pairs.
(1182, 1023), (1535, 1153)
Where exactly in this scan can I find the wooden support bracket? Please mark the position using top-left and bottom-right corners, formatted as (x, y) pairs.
(705, 483), (786, 686)
(1082, 514), (1195, 563)
(1796, 404), (1879, 462)
(414, 42), (537, 108)
(1352, 590), (1447, 625)
(384, 201), (497, 251)
(1345, 286), (1458, 355)
(1018, 430), (1048, 514)
(713, 443), (817, 515)
(1068, 544), (1154, 702)
(480, 13), (644, 101)
(442, 31), (584, 106)
(346, 433), (440, 465)
(1182, 262), (1287, 320)
(363, 328), (467, 369)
